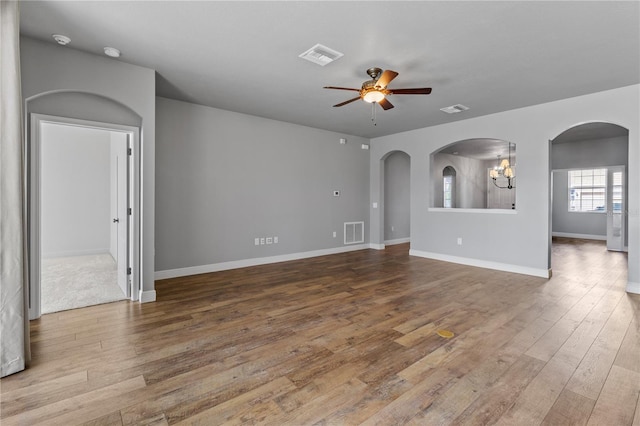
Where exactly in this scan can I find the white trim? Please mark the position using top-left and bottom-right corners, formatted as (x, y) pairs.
(552, 232), (606, 241)
(409, 249), (551, 278)
(428, 207), (517, 214)
(369, 243), (386, 250)
(155, 244), (370, 280)
(139, 290), (156, 303)
(42, 248), (110, 259)
(626, 281), (640, 294)
(384, 238), (410, 245)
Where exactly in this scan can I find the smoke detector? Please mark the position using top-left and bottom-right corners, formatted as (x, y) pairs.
(52, 34), (71, 45)
(104, 47), (121, 58)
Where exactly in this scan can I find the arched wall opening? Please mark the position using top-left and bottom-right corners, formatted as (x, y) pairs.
(549, 121), (630, 266)
(26, 90), (142, 128)
(383, 151), (411, 246)
(25, 91), (143, 319)
(430, 138), (516, 210)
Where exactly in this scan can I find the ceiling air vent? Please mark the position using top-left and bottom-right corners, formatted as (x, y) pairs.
(299, 44), (344, 66)
(440, 104), (470, 114)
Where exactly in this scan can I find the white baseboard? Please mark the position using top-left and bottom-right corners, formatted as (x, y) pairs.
(139, 290), (156, 303)
(155, 244), (370, 280)
(384, 238), (410, 246)
(626, 281), (640, 294)
(369, 243), (386, 250)
(42, 248), (110, 259)
(552, 232), (606, 241)
(409, 249), (551, 279)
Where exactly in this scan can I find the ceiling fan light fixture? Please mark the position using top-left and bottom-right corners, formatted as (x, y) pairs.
(363, 90), (385, 103)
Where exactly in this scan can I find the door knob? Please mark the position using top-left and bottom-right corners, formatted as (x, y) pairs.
(113, 218), (120, 223)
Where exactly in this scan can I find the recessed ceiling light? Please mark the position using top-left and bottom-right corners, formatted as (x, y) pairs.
(52, 34), (71, 45)
(440, 104), (470, 114)
(104, 47), (121, 58)
(299, 43), (343, 66)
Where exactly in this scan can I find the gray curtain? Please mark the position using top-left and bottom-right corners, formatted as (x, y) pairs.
(1, 0), (30, 378)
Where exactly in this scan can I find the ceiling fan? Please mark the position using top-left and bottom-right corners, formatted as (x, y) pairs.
(324, 67), (432, 110)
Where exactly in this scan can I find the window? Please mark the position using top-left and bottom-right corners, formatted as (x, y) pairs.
(443, 166), (456, 208)
(568, 168), (606, 212)
(612, 171), (622, 213)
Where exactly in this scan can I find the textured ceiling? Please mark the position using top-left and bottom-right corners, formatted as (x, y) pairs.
(19, 1), (640, 139)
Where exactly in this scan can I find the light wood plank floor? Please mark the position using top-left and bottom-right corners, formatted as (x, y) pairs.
(2, 238), (638, 425)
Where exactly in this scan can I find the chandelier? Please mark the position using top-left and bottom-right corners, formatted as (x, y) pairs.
(489, 142), (515, 189)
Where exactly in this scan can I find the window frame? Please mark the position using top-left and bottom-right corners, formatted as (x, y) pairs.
(568, 168), (607, 213)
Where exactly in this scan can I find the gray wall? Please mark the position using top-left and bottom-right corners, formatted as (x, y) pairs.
(432, 153), (487, 208)
(369, 85), (639, 283)
(155, 97), (370, 272)
(384, 152), (410, 241)
(552, 170), (606, 237)
(552, 135), (628, 238)
(20, 36), (156, 294)
(41, 124), (110, 257)
(551, 136), (629, 170)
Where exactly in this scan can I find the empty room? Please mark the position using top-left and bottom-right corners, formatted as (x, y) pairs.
(1, 1), (639, 425)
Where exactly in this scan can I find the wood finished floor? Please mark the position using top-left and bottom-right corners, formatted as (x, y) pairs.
(2, 238), (639, 425)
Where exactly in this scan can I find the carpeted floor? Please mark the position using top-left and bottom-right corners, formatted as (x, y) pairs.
(41, 254), (127, 314)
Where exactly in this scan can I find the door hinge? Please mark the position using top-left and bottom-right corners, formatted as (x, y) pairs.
(128, 207), (132, 215)
(127, 148), (132, 155)
(127, 267), (132, 275)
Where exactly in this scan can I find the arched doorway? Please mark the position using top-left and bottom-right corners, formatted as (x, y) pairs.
(383, 151), (411, 247)
(26, 91), (143, 319)
(549, 122), (629, 268)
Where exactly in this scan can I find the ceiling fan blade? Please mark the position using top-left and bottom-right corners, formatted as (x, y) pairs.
(378, 98), (394, 110)
(375, 70), (399, 89)
(388, 87), (433, 95)
(333, 96), (362, 107)
(324, 86), (360, 92)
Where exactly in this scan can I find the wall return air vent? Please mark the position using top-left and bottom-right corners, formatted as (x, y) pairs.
(344, 221), (364, 245)
(299, 44), (344, 66)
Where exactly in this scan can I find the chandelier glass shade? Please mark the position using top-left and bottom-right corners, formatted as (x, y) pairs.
(490, 142), (516, 189)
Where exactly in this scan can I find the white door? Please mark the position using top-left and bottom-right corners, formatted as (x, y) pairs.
(111, 134), (129, 296)
(606, 166), (625, 252)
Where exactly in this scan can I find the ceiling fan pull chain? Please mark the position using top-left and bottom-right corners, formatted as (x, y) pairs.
(371, 102), (377, 126)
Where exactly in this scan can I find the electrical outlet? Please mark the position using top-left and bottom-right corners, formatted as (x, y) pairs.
(457, 237), (463, 245)
(260, 238), (265, 245)
(266, 237), (273, 244)
(333, 231), (337, 238)
(254, 238), (260, 246)
(274, 236), (278, 244)
(391, 225), (394, 232)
